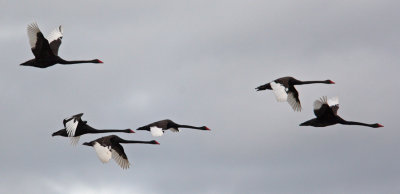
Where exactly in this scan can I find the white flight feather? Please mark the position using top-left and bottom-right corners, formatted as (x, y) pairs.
(47, 25), (63, 43)
(313, 96), (327, 110)
(313, 100), (323, 110)
(169, 128), (180, 132)
(287, 92), (301, 112)
(69, 136), (80, 146)
(27, 22), (41, 49)
(93, 142), (112, 163)
(327, 96), (339, 107)
(313, 96), (339, 110)
(270, 82), (288, 102)
(65, 119), (79, 137)
(150, 126), (164, 137)
(112, 150), (131, 169)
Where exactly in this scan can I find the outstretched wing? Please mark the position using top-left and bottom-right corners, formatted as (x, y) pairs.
(313, 96), (338, 118)
(27, 22), (52, 58)
(327, 96), (340, 115)
(270, 81), (288, 102)
(65, 119), (79, 137)
(270, 79), (301, 111)
(93, 142), (112, 163)
(63, 113), (84, 137)
(287, 87), (301, 112)
(69, 136), (80, 146)
(313, 96), (328, 118)
(111, 144), (130, 169)
(63, 113), (84, 127)
(47, 25), (63, 55)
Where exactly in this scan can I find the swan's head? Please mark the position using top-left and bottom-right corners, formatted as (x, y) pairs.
(93, 59), (103, 63)
(372, 123), (384, 128)
(150, 140), (160, 145)
(326, 80), (335, 84)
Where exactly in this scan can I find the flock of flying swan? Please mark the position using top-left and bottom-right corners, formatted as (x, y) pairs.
(256, 77), (383, 128)
(21, 22), (383, 169)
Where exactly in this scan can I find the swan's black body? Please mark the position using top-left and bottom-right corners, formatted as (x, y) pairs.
(136, 119), (210, 131)
(255, 76), (334, 91)
(52, 113), (134, 137)
(300, 96), (383, 128)
(300, 117), (383, 128)
(83, 135), (159, 147)
(255, 76), (334, 111)
(52, 124), (134, 137)
(83, 135), (159, 169)
(20, 57), (102, 68)
(20, 22), (102, 68)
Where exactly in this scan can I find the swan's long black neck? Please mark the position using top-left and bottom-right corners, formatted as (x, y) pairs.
(58, 58), (96, 64)
(94, 129), (130, 133)
(177, 124), (203, 130)
(86, 126), (130, 134)
(118, 139), (156, 144)
(293, 80), (329, 85)
(339, 120), (376, 128)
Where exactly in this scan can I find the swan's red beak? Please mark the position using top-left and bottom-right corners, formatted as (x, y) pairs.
(377, 124), (384, 128)
(205, 126), (211, 131)
(329, 80), (335, 84)
(154, 140), (160, 145)
(129, 129), (135, 133)
(98, 60), (103, 63)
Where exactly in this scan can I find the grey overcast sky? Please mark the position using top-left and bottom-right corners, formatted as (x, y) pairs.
(1, 0), (399, 193)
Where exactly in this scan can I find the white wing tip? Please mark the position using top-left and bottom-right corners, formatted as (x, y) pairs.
(314, 96), (327, 110)
(69, 137), (80, 146)
(276, 98), (287, 102)
(328, 96), (339, 106)
(28, 21), (38, 27)
(112, 150), (131, 169)
(287, 93), (301, 111)
(313, 100), (322, 110)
